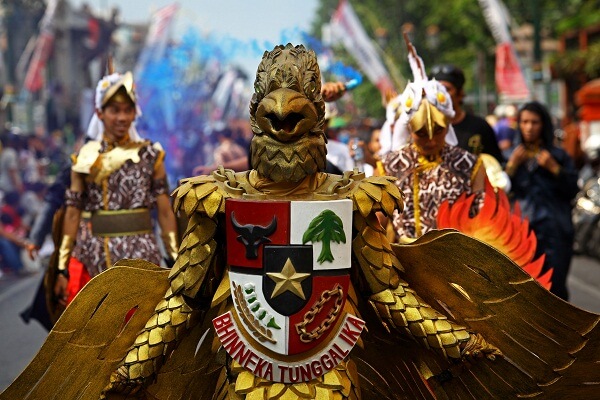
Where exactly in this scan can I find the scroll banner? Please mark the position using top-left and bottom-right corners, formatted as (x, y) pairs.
(23, 32), (54, 92)
(478, 0), (530, 100)
(23, 0), (59, 93)
(330, 0), (394, 95)
(495, 42), (530, 101)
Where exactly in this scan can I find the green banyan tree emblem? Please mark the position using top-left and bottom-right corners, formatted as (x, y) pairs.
(302, 209), (346, 264)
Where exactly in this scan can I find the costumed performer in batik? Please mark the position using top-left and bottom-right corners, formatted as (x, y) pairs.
(53, 72), (179, 307)
(384, 38), (486, 242)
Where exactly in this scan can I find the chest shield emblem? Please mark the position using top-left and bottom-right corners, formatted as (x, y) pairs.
(214, 198), (365, 383)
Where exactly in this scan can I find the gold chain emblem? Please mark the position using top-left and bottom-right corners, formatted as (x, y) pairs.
(295, 284), (344, 343)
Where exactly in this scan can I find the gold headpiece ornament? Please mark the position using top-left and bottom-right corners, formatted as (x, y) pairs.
(99, 72), (136, 107)
(94, 58), (137, 108)
(381, 33), (456, 154)
(408, 93), (450, 138)
(402, 32), (451, 139)
(87, 58), (142, 141)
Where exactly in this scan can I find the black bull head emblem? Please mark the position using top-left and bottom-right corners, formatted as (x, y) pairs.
(231, 212), (278, 259)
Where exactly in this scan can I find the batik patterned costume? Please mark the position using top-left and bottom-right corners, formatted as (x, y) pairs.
(385, 143), (482, 239)
(66, 138), (167, 277)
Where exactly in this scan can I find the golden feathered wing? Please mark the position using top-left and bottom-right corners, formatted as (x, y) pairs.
(0, 260), (171, 399)
(385, 229), (600, 399)
(4, 231), (599, 399)
(0, 261), (226, 400)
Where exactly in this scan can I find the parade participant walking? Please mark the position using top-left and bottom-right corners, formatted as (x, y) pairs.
(385, 43), (486, 241)
(53, 71), (179, 307)
(431, 64), (504, 162)
(505, 101), (578, 300)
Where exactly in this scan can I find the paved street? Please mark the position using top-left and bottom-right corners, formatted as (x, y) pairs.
(0, 272), (47, 392)
(1, 255), (600, 392)
(565, 255), (600, 314)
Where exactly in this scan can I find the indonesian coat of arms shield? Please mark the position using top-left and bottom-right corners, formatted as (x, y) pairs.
(213, 198), (366, 383)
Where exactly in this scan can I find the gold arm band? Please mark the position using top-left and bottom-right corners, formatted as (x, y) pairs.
(161, 231), (180, 261)
(57, 235), (76, 273)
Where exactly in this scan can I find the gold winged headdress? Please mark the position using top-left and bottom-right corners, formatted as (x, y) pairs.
(382, 33), (457, 154)
(86, 71), (142, 142)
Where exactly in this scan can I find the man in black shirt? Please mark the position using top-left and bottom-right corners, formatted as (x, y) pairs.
(431, 64), (504, 163)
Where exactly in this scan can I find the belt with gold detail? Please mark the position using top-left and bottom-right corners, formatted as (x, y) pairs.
(81, 208), (153, 237)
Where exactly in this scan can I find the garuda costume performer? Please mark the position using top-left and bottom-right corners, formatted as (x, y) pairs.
(52, 71), (179, 309)
(4, 45), (600, 400)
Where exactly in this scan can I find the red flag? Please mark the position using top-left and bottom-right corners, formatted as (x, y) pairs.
(495, 43), (530, 101)
(478, 0), (530, 100)
(23, 32), (54, 93)
(23, 0), (59, 93)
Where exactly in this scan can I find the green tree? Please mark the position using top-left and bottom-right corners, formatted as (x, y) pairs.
(302, 209), (346, 264)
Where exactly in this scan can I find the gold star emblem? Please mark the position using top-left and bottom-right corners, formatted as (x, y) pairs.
(267, 258), (311, 300)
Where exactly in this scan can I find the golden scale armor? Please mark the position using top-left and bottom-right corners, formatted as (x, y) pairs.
(2, 44), (600, 400)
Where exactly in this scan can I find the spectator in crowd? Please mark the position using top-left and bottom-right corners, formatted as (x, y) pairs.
(20, 182), (46, 233)
(505, 101), (578, 300)
(431, 64), (504, 162)
(1, 191), (25, 235)
(494, 104), (518, 159)
(322, 91), (354, 174)
(0, 132), (24, 195)
(0, 209), (36, 276)
(212, 126), (248, 170)
(192, 124), (249, 175)
(325, 117), (354, 173)
(349, 128), (385, 177)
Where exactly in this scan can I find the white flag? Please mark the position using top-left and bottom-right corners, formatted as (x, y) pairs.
(329, 0), (394, 95)
(135, 3), (179, 75)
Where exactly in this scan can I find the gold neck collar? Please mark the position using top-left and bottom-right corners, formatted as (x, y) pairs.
(412, 143), (442, 169)
(248, 170), (327, 197)
(103, 133), (132, 150)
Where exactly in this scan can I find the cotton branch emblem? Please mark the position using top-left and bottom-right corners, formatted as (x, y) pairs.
(302, 210), (346, 264)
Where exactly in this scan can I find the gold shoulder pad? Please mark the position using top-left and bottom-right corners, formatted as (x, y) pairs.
(72, 141), (102, 174)
(152, 142), (165, 172)
(172, 175), (230, 219)
(345, 175), (404, 218)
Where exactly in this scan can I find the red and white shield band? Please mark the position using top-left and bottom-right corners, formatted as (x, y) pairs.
(213, 311), (365, 383)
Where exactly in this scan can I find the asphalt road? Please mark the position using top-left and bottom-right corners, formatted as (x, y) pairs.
(1, 255), (600, 392)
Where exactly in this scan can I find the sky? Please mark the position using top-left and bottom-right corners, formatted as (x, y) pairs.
(72, 0), (319, 41)
(70, 0), (320, 75)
